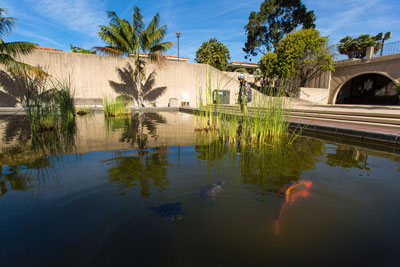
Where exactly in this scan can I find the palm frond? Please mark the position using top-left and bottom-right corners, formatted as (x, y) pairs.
(148, 51), (166, 69)
(132, 6), (144, 33)
(150, 41), (174, 54)
(106, 11), (122, 28)
(0, 41), (37, 57)
(5, 60), (48, 79)
(99, 25), (131, 53)
(92, 46), (123, 56)
(0, 8), (16, 38)
(144, 25), (168, 49)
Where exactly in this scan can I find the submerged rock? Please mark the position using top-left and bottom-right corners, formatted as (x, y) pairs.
(201, 181), (225, 199)
(150, 202), (185, 221)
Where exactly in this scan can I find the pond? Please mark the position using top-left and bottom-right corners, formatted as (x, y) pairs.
(1, 112), (400, 266)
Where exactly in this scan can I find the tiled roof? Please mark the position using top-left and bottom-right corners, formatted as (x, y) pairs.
(35, 46), (63, 52)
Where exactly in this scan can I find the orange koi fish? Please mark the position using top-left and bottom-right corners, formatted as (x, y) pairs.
(274, 180), (312, 236)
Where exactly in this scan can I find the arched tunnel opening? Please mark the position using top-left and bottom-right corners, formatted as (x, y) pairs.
(335, 73), (399, 105)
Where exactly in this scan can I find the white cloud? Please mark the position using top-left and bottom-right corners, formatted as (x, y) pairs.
(312, 0), (400, 43)
(26, 0), (107, 37)
(16, 29), (64, 47)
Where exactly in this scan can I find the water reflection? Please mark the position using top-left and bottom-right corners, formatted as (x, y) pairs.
(240, 138), (324, 187)
(105, 147), (170, 198)
(326, 145), (370, 170)
(106, 112), (166, 151)
(1, 115), (31, 143)
(194, 135), (325, 188)
(0, 116), (77, 198)
(0, 165), (33, 197)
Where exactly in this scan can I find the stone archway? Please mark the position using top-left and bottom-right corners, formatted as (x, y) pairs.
(334, 73), (399, 105)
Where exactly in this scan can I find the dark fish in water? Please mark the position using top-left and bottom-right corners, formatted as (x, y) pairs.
(150, 202), (185, 221)
(201, 181), (225, 199)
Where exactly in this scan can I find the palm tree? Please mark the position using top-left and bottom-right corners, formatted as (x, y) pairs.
(0, 8), (42, 76)
(94, 7), (174, 107)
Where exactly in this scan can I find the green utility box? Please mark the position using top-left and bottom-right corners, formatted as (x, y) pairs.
(213, 90), (230, 104)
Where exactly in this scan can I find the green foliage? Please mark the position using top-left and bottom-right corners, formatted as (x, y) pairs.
(103, 96), (131, 117)
(233, 68), (248, 73)
(95, 7), (173, 107)
(195, 38), (231, 71)
(260, 28), (334, 88)
(16, 74), (76, 132)
(243, 0), (315, 57)
(70, 44), (96, 54)
(259, 52), (277, 78)
(0, 8), (45, 77)
(196, 84), (294, 146)
(337, 34), (381, 59)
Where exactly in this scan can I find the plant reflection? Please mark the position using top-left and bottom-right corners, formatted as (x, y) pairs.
(240, 138), (324, 188)
(194, 134), (325, 189)
(0, 116), (77, 198)
(105, 147), (170, 198)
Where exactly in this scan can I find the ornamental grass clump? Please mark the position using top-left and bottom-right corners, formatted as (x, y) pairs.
(103, 96), (131, 117)
(19, 74), (76, 132)
(195, 75), (295, 148)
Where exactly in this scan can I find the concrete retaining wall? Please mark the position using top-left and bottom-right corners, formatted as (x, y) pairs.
(0, 49), (249, 108)
(299, 87), (329, 104)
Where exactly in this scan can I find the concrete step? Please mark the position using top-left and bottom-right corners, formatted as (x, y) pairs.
(203, 105), (400, 129)
(290, 111), (400, 126)
(289, 115), (400, 130)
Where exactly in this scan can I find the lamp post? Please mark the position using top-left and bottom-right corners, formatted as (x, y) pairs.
(175, 32), (182, 61)
(376, 32), (392, 56)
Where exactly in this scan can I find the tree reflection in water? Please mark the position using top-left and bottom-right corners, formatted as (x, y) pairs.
(326, 145), (370, 170)
(105, 112), (166, 150)
(105, 147), (170, 198)
(105, 112), (169, 197)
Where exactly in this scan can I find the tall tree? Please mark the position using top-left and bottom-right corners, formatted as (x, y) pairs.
(0, 8), (42, 76)
(195, 38), (231, 71)
(260, 28), (334, 88)
(94, 7), (173, 107)
(243, 0), (315, 58)
(337, 34), (381, 59)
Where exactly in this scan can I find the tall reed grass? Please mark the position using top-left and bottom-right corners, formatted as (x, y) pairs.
(195, 75), (297, 148)
(103, 96), (131, 117)
(18, 73), (76, 132)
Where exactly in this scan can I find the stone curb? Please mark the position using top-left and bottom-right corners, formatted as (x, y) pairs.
(180, 107), (400, 145)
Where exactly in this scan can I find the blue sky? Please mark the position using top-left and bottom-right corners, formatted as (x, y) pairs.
(1, 0), (399, 62)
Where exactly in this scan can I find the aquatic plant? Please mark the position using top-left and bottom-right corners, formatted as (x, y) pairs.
(103, 96), (131, 117)
(17, 72), (76, 132)
(195, 77), (295, 147)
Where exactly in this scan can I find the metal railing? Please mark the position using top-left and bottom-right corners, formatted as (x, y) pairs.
(334, 40), (400, 61)
(380, 40), (400, 56)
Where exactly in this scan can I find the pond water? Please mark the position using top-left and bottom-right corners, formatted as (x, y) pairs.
(1, 112), (400, 266)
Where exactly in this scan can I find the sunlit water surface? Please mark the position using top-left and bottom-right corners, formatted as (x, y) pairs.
(1, 112), (400, 266)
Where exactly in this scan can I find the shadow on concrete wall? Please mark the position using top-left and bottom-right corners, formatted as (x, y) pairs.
(109, 63), (167, 107)
(0, 71), (32, 107)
